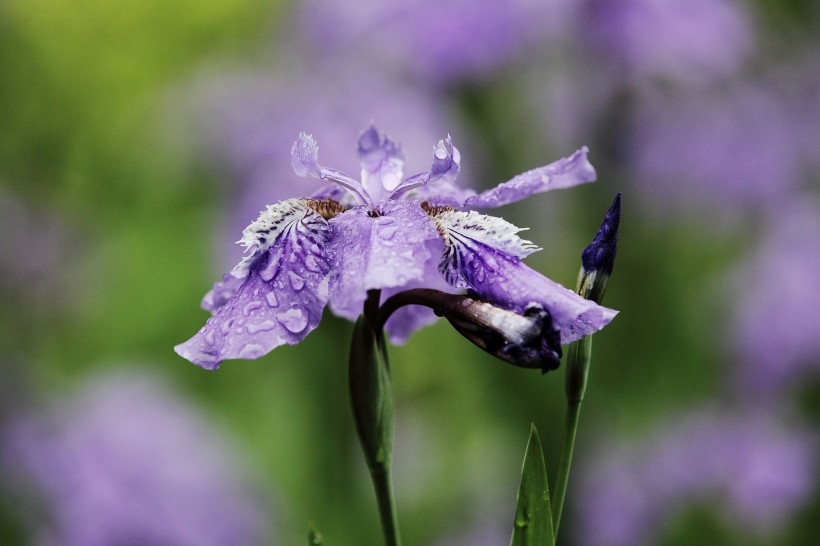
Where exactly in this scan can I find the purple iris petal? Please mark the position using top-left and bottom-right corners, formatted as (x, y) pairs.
(292, 133), (371, 205)
(356, 125), (406, 203)
(201, 271), (247, 312)
(327, 200), (443, 321)
(462, 146), (597, 209)
(429, 136), (460, 183)
(468, 256), (616, 344)
(400, 135), (463, 202)
(176, 200), (332, 369)
(434, 208), (615, 343)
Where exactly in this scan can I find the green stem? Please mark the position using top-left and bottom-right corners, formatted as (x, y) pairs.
(550, 398), (582, 538)
(370, 465), (402, 546)
(551, 335), (592, 539)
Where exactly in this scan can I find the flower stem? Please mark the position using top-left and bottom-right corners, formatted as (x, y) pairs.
(370, 464), (402, 546)
(350, 291), (402, 546)
(551, 335), (592, 539)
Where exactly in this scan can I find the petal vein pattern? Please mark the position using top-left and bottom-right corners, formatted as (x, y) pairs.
(327, 200), (442, 320)
(175, 199), (332, 369)
(433, 208), (617, 343)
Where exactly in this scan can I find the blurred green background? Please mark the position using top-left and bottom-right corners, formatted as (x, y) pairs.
(1, 1), (818, 545)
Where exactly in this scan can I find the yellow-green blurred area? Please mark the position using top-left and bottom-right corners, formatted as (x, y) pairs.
(1, 0), (819, 545)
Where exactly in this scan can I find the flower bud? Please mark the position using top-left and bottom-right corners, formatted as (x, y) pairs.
(567, 193), (621, 403)
(577, 193), (620, 304)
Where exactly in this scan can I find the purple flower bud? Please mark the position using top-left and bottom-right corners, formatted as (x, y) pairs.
(578, 193), (620, 304)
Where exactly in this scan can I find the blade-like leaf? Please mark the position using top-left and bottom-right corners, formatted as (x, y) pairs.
(510, 424), (554, 546)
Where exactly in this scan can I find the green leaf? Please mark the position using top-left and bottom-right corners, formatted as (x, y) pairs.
(510, 424), (554, 546)
(307, 522), (323, 545)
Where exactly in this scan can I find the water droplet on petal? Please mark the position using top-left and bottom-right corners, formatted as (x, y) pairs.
(259, 251), (282, 282)
(288, 271), (306, 290)
(277, 305), (308, 333)
(265, 291), (279, 307)
(220, 317), (236, 335)
(243, 301), (262, 316)
(375, 216), (396, 225)
(247, 319), (277, 334)
(238, 343), (264, 359)
(203, 329), (215, 346)
(379, 226), (398, 240)
(304, 254), (322, 272)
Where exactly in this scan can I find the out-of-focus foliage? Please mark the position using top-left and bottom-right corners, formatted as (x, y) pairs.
(1, 0), (818, 545)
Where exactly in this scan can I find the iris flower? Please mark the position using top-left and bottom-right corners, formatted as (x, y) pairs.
(176, 126), (617, 369)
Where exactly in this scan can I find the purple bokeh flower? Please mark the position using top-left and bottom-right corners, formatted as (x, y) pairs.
(298, 0), (575, 84)
(0, 187), (86, 313)
(176, 126), (616, 369)
(583, 0), (755, 85)
(576, 407), (816, 545)
(729, 198), (820, 398)
(0, 370), (271, 546)
(630, 84), (802, 220)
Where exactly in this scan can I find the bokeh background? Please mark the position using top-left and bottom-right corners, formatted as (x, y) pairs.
(1, 0), (818, 544)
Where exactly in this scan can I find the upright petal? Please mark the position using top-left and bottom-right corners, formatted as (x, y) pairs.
(175, 199), (332, 369)
(291, 132), (371, 205)
(357, 125), (406, 203)
(398, 135), (462, 200)
(327, 200), (443, 320)
(462, 146), (596, 209)
(431, 208), (616, 343)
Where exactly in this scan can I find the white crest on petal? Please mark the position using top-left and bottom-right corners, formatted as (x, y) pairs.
(431, 209), (540, 258)
(233, 198), (325, 275)
(428, 208), (540, 289)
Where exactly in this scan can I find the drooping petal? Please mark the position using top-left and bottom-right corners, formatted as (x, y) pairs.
(201, 272), (247, 313)
(431, 208), (541, 285)
(432, 208), (616, 343)
(175, 200), (332, 369)
(357, 125), (406, 203)
(291, 132), (371, 205)
(327, 200), (444, 321)
(462, 146), (596, 209)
